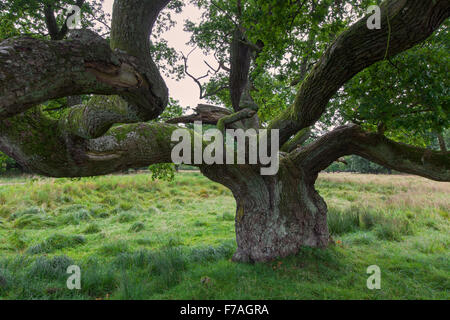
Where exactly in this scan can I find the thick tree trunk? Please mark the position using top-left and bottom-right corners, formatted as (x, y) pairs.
(201, 163), (330, 262)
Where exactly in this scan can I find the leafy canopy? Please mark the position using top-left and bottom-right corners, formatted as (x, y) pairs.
(184, 0), (448, 148)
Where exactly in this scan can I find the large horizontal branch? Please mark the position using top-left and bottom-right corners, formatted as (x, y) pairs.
(0, 106), (258, 178)
(0, 110), (181, 177)
(269, 0), (450, 144)
(290, 124), (450, 182)
(0, 31), (167, 121)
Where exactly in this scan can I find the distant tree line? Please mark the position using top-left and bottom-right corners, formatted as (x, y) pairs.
(325, 155), (392, 174)
(0, 152), (23, 174)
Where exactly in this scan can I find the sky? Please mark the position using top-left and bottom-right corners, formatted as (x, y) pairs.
(103, 0), (212, 109)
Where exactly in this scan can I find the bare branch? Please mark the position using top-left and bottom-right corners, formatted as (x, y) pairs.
(182, 49), (210, 99)
(0, 111), (181, 177)
(204, 60), (220, 73)
(182, 50), (228, 99)
(214, 51), (231, 72)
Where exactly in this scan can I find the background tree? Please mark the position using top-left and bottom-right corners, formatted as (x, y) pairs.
(0, 0), (448, 262)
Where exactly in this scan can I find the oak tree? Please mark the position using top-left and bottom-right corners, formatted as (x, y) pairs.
(0, 0), (449, 262)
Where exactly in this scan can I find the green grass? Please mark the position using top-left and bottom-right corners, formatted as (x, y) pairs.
(0, 172), (448, 299)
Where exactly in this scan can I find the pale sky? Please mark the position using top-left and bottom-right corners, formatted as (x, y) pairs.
(103, 0), (212, 109)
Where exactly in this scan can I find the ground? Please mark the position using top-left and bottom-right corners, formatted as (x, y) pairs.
(0, 172), (448, 299)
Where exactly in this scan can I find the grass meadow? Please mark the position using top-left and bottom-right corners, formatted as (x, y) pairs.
(0, 172), (448, 299)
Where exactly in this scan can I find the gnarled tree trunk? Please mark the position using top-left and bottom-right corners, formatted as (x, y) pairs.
(0, 0), (448, 265)
(200, 123), (450, 262)
(202, 163), (329, 262)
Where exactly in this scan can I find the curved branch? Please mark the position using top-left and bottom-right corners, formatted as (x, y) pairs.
(280, 127), (311, 152)
(110, 0), (169, 57)
(110, 0), (169, 108)
(0, 0), (171, 122)
(0, 31), (165, 121)
(59, 95), (142, 139)
(182, 49), (211, 99)
(0, 110), (181, 177)
(269, 0), (450, 144)
(290, 124), (450, 182)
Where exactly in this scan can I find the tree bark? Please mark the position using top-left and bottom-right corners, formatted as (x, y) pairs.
(0, 0), (170, 120)
(201, 163), (329, 262)
(0, 0), (448, 265)
(0, 32), (165, 120)
(292, 124), (450, 182)
(0, 108), (179, 177)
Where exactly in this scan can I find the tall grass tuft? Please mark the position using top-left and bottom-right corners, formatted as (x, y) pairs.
(99, 240), (130, 256)
(129, 222), (145, 233)
(374, 215), (414, 241)
(83, 223), (101, 234)
(150, 244), (187, 291)
(327, 207), (360, 235)
(27, 255), (74, 280)
(27, 234), (86, 254)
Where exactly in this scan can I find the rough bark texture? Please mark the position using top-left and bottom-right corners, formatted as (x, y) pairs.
(110, 0), (169, 109)
(291, 124), (450, 182)
(0, 108), (179, 177)
(0, 0), (449, 263)
(0, 32), (165, 120)
(201, 162), (329, 262)
(166, 104), (232, 125)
